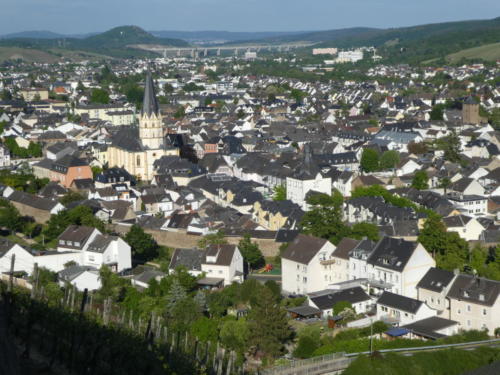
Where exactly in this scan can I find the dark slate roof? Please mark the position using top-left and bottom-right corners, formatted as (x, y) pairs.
(367, 237), (418, 272)
(377, 291), (423, 314)
(39, 181), (68, 198)
(86, 234), (115, 253)
(204, 244), (237, 266)
(401, 316), (458, 340)
(58, 265), (98, 282)
(111, 126), (144, 152)
(417, 267), (456, 293)
(141, 69), (160, 117)
(446, 274), (500, 307)
(309, 287), (371, 310)
(132, 269), (166, 284)
(292, 144), (321, 180)
(332, 238), (360, 260)
(8, 190), (60, 211)
(0, 238), (16, 256)
(275, 229), (300, 243)
(281, 234), (328, 265)
(169, 248), (203, 271)
(58, 225), (96, 250)
(443, 215), (472, 228)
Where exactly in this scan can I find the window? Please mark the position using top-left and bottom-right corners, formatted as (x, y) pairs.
(136, 155), (141, 166)
(88, 255), (95, 262)
(303, 277), (307, 283)
(467, 305), (471, 312)
(467, 320), (471, 327)
(483, 309), (487, 316)
(457, 309), (461, 315)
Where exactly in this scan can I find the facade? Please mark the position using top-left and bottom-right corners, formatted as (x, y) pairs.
(19, 88), (49, 102)
(0, 144), (11, 167)
(281, 234), (337, 295)
(376, 291), (437, 326)
(33, 155), (93, 188)
(105, 70), (179, 181)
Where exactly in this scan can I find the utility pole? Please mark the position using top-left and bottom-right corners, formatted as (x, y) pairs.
(370, 318), (374, 355)
(8, 255), (15, 293)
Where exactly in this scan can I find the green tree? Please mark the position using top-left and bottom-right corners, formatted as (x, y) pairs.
(198, 230), (227, 248)
(124, 224), (160, 262)
(412, 170), (429, 190)
(1, 89), (12, 101)
(76, 80), (85, 93)
(91, 166), (103, 178)
(174, 105), (185, 119)
(43, 206), (106, 242)
(293, 327), (321, 359)
(360, 148), (380, 173)
(379, 150), (400, 170)
(59, 191), (85, 206)
(350, 222), (380, 241)
(97, 264), (125, 301)
(290, 88), (307, 103)
(238, 234), (265, 270)
(430, 104), (445, 121)
(333, 301), (353, 316)
(0, 198), (22, 233)
(90, 88), (110, 104)
(300, 191), (349, 245)
(439, 177), (452, 195)
(435, 132), (462, 163)
(247, 287), (291, 358)
(220, 318), (250, 353)
(273, 184), (287, 201)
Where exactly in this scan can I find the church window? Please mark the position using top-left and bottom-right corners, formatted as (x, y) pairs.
(136, 156), (141, 166)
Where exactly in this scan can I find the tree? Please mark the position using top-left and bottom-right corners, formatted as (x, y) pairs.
(379, 150), (400, 170)
(360, 148), (379, 173)
(430, 104), (444, 121)
(0, 198), (22, 233)
(90, 88), (110, 104)
(1, 89), (12, 101)
(165, 278), (187, 316)
(97, 265), (124, 301)
(124, 224), (160, 262)
(290, 88), (307, 103)
(238, 234), (265, 270)
(333, 301), (353, 316)
(412, 170), (429, 190)
(247, 288), (291, 358)
(60, 191), (85, 206)
(198, 230), (227, 248)
(91, 166), (103, 178)
(439, 177), (452, 195)
(418, 215), (447, 258)
(408, 142), (428, 155)
(43, 206), (106, 242)
(220, 319), (250, 353)
(435, 132), (462, 163)
(301, 191), (348, 245)
(76, 80), (85, 93)
(273, 184), (287, 201)
(350, 222), (380, 241)
(174, 105), (185, 119)
(293, 328), (321, 359)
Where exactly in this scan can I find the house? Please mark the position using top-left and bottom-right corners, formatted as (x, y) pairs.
(366, 237), (436, 298)
(131, 269), (166, 289)
(328, 237), (361, 283)
(95, 167), (134, 188)
(286, 145), (332, 210)
(442, 215), (484, 241)
(376, 291), (437, 326)
(169, 244), (244, 286)
(446, 274), (500, 335)
(447, 195), (488, 216)
(400, 316), (460, 340)
(281, 234), (337, 295)
(4, 190), (65, 223)
(57, 225), (131, 272)
(448, 177), (485, 197)
(58, 265), (101, 291)
(252, 200), (304, 230)
(0, 242), (80, 275)
(33, 155), (93, 188)
(0, 144), (11, 167)
(416, 267), (457, 317)
(307, 286), (372, 317)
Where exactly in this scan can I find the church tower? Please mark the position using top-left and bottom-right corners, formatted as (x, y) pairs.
(139, 69), (164, 149)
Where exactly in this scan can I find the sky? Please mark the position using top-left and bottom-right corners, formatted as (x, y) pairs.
(1, 0), (500, 35)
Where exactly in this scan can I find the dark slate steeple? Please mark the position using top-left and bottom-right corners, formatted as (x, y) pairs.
(141, 67), (160, 117)
(293, 143), (321, 180)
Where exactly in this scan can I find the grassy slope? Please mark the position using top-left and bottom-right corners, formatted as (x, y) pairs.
(447, 42), (500, 62)
(0, 46), (111, 63)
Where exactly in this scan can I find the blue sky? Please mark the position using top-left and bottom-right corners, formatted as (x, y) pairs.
(1, 0), (499, 34)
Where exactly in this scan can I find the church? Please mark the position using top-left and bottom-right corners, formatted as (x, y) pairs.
(105, 69), (179, 181)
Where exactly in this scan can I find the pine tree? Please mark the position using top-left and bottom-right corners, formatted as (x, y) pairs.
(165, 278), (187, 316)
(194, 290), (207, 313)
(247, 288), (291, 358)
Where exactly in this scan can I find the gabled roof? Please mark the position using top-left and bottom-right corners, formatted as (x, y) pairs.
(58, 225), (97, 250)
(416, 267), (456, 293)
(281, 234), (328, 265)
(309, 287), (371, 310)
(377, 291), (423, 314)
(447, 274), (499, 307)
(58, 265), (98, 282)
(367, 237), (418, 272)
(332, 238), (360, 260)
(169, 248), (203, 271)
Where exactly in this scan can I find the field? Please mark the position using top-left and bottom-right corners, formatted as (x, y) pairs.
(447, 42), (500, 62)
(0, 46), (111, 63)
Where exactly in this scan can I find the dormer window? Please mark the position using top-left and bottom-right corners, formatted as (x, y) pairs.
(75, 242), (81, 247)
(479, 294), (485, 302)
(59, 240), (65, 245)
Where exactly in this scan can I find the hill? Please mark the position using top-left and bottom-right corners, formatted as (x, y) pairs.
(0, 26), (189, 60)
(0, 30), (66, 39)
(447, 42), (500, 63)
(248, 17), (500, 64)
(150, 30), (309, 44)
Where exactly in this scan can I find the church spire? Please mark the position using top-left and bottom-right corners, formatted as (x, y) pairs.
(141, 66), (160, 117)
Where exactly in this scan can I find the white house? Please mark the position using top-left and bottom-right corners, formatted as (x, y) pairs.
(308, 286), (373, 317)
(169, 244), (244, 286)
(281, 234), (337, 295)
(442, 215), (484, 241)
(58, 265), (101, 291)
(366, 237), (436, 298)
(376, 291), (437, 326)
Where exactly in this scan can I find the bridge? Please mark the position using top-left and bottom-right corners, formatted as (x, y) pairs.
(261, 338), (500, 375)
(133, 42), (317, 58)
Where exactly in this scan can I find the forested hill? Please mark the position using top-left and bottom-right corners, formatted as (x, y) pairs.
(0, 26), (189, 58)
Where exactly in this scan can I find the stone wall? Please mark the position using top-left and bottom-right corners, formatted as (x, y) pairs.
(11, 202), (52, 224)
(112, 224), (281, 257)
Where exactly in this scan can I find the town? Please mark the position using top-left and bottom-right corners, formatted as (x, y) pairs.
(0, 23), (500, 375)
